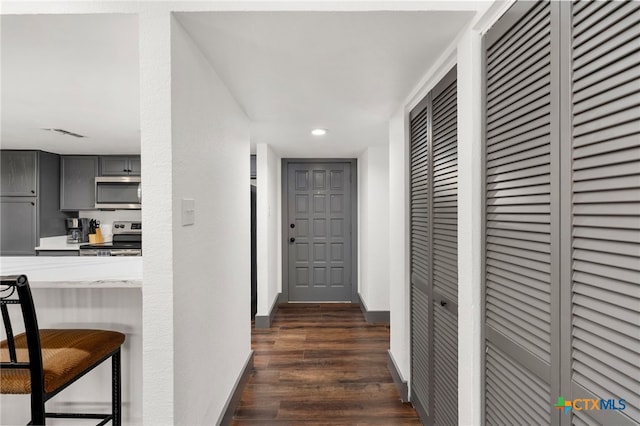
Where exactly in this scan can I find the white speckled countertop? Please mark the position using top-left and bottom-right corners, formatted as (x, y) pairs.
(0, 256), (142, 288)
(35, 235), (87, 251)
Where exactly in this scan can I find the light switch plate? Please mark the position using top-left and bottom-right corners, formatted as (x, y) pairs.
(182, 198), (195, 226)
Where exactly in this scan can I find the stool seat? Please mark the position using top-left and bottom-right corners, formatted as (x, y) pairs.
(1, 329), (125, 394)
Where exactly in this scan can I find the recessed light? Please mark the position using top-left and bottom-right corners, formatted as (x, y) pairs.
(311, 128), (327, 136)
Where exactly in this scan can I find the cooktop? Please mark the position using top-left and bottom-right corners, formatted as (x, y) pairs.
(80, 241), (142, 250)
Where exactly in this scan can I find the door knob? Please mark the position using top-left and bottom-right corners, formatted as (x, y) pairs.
(290, 237), (296, 243)
(290, 223), (295, 228)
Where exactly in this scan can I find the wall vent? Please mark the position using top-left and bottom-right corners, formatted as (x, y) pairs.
(42, 128), (86, 138)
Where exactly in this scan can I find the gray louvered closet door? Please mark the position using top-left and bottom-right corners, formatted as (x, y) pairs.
(410, 66), (457, 426)
(484, 1), (557, 424)
(411, 90), (431, 423)
(569, 1), (640, 425)
(484, 1), (640, 425)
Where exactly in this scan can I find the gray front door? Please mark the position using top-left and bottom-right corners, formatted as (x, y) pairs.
(287, 162), (352, 301)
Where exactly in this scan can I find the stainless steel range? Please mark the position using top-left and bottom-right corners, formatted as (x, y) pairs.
(79, 221), (142, 256)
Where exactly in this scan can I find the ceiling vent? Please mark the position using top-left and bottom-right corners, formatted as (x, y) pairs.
(42, 128), (86, 138)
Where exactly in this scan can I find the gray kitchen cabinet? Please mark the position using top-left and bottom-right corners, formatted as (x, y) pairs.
(60, 156), (99, 210)
(0, 150), (37, 196)
(100, 156), (141, 176)
(0, 150), (71, 256)
(0, 197), (38, 255)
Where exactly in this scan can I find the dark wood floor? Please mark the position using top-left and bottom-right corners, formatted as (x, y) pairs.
(231, 303), (421, 425)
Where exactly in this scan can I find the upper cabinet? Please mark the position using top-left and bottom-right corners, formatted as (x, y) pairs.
(60, 156), (99, 211)
(0, 151), (38, 196)
(100, 156), (141, 176)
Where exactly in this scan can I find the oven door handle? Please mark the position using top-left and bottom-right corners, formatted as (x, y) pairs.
(111, 249), (142, 256)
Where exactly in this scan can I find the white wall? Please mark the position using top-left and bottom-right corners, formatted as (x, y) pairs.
(358, 150), (368, 305)
(256, 143), (281, 316)
(456, 26), (484, 426)
(171, 16), (251, 425)
(358, 145), (390, 311)
(388, 108), (411, 382)
(139, 9), (176, 424)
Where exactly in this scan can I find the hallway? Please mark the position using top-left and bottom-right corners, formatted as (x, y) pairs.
(231, 304), (420, 425)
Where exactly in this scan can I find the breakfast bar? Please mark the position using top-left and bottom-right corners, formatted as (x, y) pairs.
(0, 257), (142, 425)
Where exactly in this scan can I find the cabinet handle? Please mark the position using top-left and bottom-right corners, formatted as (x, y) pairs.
(30, 202), (35, 206)
(440, 300), (447, 307)
(31, 190), (35, 194)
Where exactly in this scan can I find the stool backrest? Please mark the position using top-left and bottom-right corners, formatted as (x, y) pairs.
(1, 275), (45, 396)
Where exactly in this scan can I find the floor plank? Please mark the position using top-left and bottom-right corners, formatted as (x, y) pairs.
(231, 304), (420, 425)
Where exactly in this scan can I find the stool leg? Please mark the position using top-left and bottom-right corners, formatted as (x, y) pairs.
(112, 349), (121, 426)
(30, 392), (45, 425)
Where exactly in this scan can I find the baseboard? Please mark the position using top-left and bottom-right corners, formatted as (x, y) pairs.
(356, 293), (390, 324)
(218, 351), (254, 426)
(412, 393), (429, 424)
(254, 293), (280, 328)
(387, 350), (409, 402)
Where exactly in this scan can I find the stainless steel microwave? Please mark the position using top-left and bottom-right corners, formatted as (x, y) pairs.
(95, 176), (141, 209)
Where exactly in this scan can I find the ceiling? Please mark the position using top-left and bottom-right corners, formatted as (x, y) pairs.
(1, 9), (475, 157)
(1, 14), (140, 155)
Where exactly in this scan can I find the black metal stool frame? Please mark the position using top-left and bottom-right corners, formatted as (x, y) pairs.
(1, 275), (122, 425)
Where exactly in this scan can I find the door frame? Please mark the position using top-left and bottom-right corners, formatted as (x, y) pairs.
(281, 158), (358, 303)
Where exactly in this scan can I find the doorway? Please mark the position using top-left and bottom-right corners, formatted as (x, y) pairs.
(282, 160), (357, 302)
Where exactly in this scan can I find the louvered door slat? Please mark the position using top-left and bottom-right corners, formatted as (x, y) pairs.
(487, 269), (550, 300)
(486, 343), (551, 425)
(573, 67), (638, 106)
(487, 2), (549, 79)
(488, 63), (548, 115)
(487, 125), (550, 158)
(570, 2), (640, 424)
(573, 21), (640, 72)
(411, 285), (430, 420)
(433, 305), (458, 426)
(573, 1), (639, 49)
(432, 77), (458, 306)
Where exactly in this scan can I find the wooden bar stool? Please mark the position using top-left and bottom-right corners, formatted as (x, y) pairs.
(0, 275), (125, 425)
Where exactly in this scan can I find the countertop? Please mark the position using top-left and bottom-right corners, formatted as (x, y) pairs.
(35, 235), (88, 251)
(0, 256), (142, 288)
